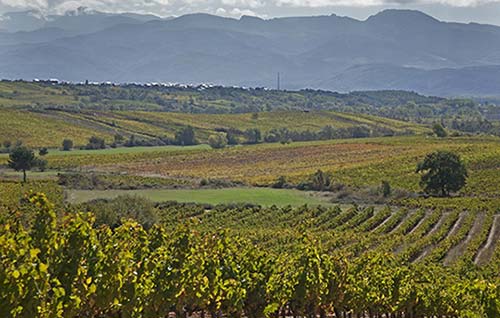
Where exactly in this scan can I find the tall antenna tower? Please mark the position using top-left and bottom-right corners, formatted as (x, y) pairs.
(277, 72), (281, 91)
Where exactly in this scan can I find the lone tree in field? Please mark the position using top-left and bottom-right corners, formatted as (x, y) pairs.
(416, 150), (467, 197)
(62, 139), (73, 151)
(8, 147), (37, 183)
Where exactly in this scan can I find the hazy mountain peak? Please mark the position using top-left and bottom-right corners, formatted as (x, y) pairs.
(1, 9), (500, 96)
(240, 15), (264, 22)
(367, 9), (439, 24)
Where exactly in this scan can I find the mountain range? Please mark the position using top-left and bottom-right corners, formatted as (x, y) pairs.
(1, 8), (500, 96)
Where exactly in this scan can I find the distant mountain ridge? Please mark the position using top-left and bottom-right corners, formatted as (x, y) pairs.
(0, 9), (500, 96)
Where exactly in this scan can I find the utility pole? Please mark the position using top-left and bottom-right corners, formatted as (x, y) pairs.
(277, 72), (281, 91)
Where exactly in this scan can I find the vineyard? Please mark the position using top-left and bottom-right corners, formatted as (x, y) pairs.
(1, 109), (500, 317)
(25, 135), (500, 196)
(0, 108), (426, 148)
(0, 192), (499, 318)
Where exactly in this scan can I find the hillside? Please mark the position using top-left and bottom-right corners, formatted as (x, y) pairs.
(0, 80), (489, 118)
(0, 108), (427, 148)
(1, 10), (500, 95)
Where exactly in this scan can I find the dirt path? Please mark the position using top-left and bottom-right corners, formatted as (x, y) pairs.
(407, 212), (428, 235)
(475, 215), (500, 265)
(414, 212), (464, 263)
(444, 212), (485, 265)
(387, 209), (417, 234)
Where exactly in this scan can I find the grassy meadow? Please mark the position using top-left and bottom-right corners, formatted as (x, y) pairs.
(66, 187), (333, 206)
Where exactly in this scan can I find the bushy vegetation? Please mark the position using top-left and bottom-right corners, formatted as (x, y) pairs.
(208, 133), (228, 149)
(79, 195), (158, 229)
(0, 193), (499, 318)
(58, 173), (193, 190)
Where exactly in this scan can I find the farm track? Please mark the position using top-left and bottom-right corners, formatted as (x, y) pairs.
(358, 208), (391, 232)
(414, 212), (464, 263)
(371, 213), (392, 232)
(474, 215), (500, 265)
(407, 212), (430, 235)
(425, 212), (448, 237)
(389, 209), (418, 234)
(444, 212), (485, 265)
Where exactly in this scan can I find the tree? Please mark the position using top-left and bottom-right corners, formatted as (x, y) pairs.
(416, 151), (467, 197)
(244, 128), (261, 144)
(226, 131), (239, 145)
(320, 125), (336, 140)
(208, 134), (228, 149)
(8, 147), (37, 182)
(175, 126), (196, 146)
(433, 123), (448, 138)
(86, 136), (106, 150)
(62, 139), (73, 151)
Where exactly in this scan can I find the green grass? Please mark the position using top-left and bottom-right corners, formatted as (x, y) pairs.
(66, 187), (332, 207)
(0, 144), (210, 160)
(42, 144), (209, 157)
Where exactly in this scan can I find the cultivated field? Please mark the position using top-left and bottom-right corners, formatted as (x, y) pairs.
(0, 108), (427, 147)
(1, 82), (499, 317)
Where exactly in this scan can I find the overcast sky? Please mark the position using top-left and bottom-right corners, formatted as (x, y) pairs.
(1, 0), (500, 25)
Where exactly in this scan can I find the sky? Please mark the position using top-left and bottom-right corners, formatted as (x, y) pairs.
(1, 0), (500, 25)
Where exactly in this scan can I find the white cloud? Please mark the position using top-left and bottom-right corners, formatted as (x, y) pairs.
(0, 0), (48, 10)
(274, 0), (500, 7)
(1, 0), (500, 17)
(221, 0), (265, 8)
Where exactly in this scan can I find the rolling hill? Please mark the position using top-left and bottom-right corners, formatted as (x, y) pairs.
(0, 108), (428, 148)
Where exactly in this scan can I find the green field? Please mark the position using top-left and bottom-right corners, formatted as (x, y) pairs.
(0, 144), (209, 159)
(66, 187), (332, 206)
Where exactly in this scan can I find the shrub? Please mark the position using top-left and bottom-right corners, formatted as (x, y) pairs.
(86, 136), (106, 150)
(297, 170), (333, 191)
(272, 176), (288, 189)
(39, 147), (49, 156)
(208, 133), (228, 149)
(380, 180), (391, 198)
(81, 195), (158, 229)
